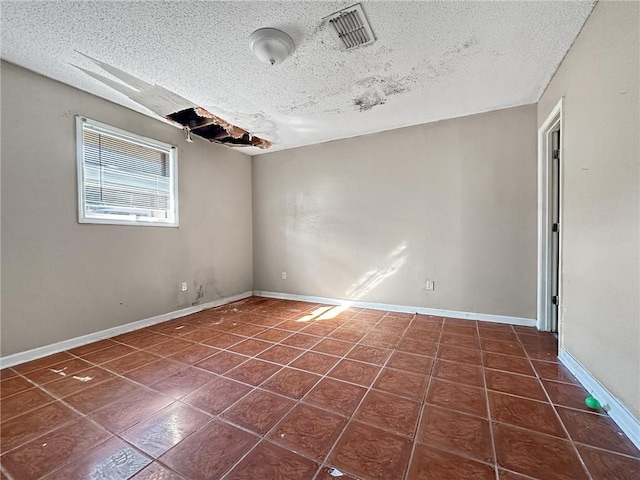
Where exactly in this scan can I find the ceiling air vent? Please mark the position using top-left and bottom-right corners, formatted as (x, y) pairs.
(324, 3), (376, 51)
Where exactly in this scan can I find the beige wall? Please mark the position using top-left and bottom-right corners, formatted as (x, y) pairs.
(1, 62), (254, 356)
(253, 104), (538, 319)
(538, 1), (640, 418)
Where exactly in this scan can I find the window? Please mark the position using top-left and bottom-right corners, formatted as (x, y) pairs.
(76, 116), (178, 226)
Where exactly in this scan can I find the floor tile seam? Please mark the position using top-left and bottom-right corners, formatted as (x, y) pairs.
(413, 437), (499, 468)
(402, 330), (441, 480)
(571, 440), (640, 461)
(479, 317), (501, 480)
(316, 314), (416, 480)
(520, 342), (595, 479)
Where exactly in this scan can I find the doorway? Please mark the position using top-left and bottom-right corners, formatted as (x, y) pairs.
(537, 99), (563, 333)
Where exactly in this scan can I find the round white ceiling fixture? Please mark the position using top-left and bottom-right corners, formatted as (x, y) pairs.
(249, 28), (294, 66)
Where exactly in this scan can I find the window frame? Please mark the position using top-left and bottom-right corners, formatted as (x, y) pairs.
(76, 116), (179, 227)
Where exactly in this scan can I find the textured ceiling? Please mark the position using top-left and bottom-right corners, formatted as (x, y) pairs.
(1, 1), (596, 154)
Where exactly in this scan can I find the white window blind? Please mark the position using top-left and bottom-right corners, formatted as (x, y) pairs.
(77, 117), (178, 226)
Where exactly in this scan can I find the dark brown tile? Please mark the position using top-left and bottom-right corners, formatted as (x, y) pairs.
(150, 367), (216, 399)
(440, 332), (481, 349)
(269, 404), (346, 461)
(101, 351), (161, 374)
(124, 358), (188, 386)
(225, 359), (281, 386)
(23, 358), (94, 385)
(493, 422), (588, 479)
(443, 323), (478, 337)
(81, 344), (137, 364)
(311, 338), (353, 356)
(302, 323), (337, 336)
(12, 352), (75, 374)
(67, 339), (119, 356)
(0, 419), (110, 479)
(1, 387), (56, 422)
(373, 367), (427, 401)
(91, 388), (173, 433)
(532, 360), (579, 384)
(488, 391), (565, 437)
(418, 405), (493, 463)
(386, 351), (433, 374)
(254, 328), (292, 343)
(355, 390), (420, 437)
(122, 403), (210, 458)
(131, 462), (184, 479)
(0, 376), (33, 398)
(261, 368), (321, 399)
(303, 377), (367, 417)
(281, 333), (322, 349)
(481, 338), (527, 357)
(167, 343), (219, 364)
(195, 351), (248, 374)
(523, 341), (558, 362)
(328, 359), (381, 387)
(290, 351), (340, 375)
(201, 332), (245, 349)
(42, 366), (115, 398)
(408, 443), (495, 480)
(432, 359), (484, 387)
(41, 437), (151, 479)
(483, 351), (535, 376)
(557, 407), (640, 457)
(437, 344), (482, 365)
(183, 376), (251, 415)
(145, 337), (195, 357)
(257, 344), (304, 365)
(395, 338), (436, 355)
(226, 441), (318, 480)
(228, 339), (273, 356)
(160, 419), (258, 479)
(426, 378), (487, 417)
(122, 332), (170, 349)
(330, 328), (366, 343)
(478, 329), (519, 342)
(330, 421), (412, 480)
(0, 368), (18, 381)
(1, 401), (80, 452)
(346, 345), (391, 365)
(223, 389), (295, 434)
(497, 470), (532, 479)
(542, 379), (599, 412)
(485, 369), (546, 400)
(65, 377), (144, 414)
(577, 443), (640, 480)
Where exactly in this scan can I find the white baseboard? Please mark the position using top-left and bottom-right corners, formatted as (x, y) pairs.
(0, 291), (254, 369)
(253, 290), (536, 327)
(559, 349), (640, 450)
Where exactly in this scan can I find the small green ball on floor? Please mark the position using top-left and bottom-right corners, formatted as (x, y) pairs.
(585, 396), (601, 410)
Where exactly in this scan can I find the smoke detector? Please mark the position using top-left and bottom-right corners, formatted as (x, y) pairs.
(249, 28), (295, 66)
(324, 3), (376, 51)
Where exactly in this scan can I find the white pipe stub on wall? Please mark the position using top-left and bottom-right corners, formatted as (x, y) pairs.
(249, 27), (295, 66)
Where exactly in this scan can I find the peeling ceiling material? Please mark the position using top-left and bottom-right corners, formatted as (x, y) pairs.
(167, 107), (271, 148)
(74, 53), (271, 149)
(0, 1), (596, 154)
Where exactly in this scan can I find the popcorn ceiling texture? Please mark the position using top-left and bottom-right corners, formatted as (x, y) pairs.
(1, 0), (595, 154)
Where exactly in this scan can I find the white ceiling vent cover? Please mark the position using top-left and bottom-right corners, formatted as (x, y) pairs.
(324, 3), (375, 51)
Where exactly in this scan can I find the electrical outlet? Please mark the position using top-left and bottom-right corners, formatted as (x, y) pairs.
(181, 282), (188, 292)
(282, 272), (287, 280)
(426, 280), (435, 291)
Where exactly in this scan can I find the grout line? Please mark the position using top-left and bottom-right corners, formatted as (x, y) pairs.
(480, 321), (502, 479)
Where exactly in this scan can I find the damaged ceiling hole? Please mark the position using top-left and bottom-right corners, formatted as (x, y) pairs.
(166, 107), (272, 149)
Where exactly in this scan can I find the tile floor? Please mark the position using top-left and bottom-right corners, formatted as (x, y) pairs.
(1, 297), (638, 479)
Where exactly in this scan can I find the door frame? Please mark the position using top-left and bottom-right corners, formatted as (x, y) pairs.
(537, 98), (564, 332)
